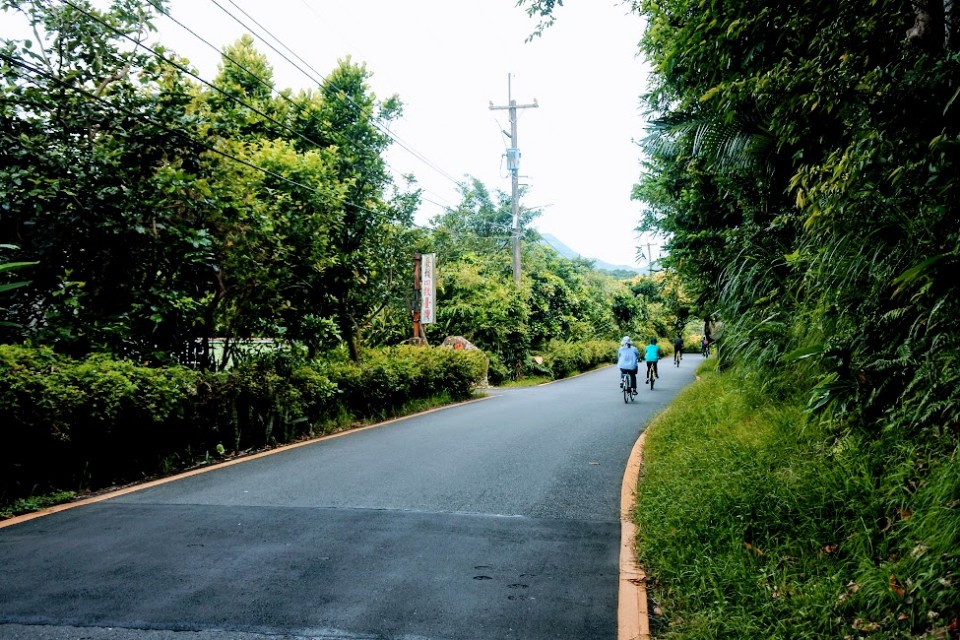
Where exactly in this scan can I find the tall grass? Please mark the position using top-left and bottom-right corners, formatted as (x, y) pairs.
(634, 362), (960, 639)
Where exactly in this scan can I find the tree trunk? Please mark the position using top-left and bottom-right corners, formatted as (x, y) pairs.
(341, 314), (361, 362)
(907, 0), (946, 51)
(947, 0), (957, 50)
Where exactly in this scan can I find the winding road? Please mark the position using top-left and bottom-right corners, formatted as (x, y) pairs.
(0, 359), (699, 640)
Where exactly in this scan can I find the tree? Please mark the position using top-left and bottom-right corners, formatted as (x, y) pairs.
(1, 4), (420, 365)
(295, 60), (411, 361)
(428, 177), (633, 375)
(0, 0), (214, 360)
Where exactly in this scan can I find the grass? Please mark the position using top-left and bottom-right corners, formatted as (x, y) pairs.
(634, 362), (960, 639)
(0, 490), (78, 519)
(497, 375), (553, 388)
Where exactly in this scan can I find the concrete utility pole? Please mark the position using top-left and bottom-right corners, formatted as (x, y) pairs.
(490, 74), (538, 284)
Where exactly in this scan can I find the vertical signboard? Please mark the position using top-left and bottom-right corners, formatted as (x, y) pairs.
(420, 253), (436, 324)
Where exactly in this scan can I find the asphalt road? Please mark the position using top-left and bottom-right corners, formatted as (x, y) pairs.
(0, 358), (699, 640)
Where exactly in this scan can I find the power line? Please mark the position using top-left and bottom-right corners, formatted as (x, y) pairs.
(143, 0), (301, 112)
(49, 0), (426, 222)
(10, 1), (460, 221)
(58, 0), (326, 153)
(1, 50), (391, 220)
(202, 0), (466, 191)
(145, 0), (464, 205)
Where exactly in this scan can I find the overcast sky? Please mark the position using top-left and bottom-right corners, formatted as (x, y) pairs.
(18, 0), (657, 268)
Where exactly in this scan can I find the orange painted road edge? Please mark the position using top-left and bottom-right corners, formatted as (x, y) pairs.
(619, 430), (651, 640)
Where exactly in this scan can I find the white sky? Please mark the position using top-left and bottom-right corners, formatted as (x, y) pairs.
(14, 0), (658, 268)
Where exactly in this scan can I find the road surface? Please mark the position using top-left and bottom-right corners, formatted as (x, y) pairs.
(0, 359), (699, 640)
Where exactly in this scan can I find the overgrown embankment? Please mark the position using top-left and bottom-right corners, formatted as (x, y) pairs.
(634, 361), (959, 639)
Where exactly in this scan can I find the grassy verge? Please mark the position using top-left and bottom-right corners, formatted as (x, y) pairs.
(634, 361), (959, 639)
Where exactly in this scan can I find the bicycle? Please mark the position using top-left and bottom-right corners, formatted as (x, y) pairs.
(674, 348), (682, 367)
(620, 371), (637, 403)
(645, 361), (657, 390)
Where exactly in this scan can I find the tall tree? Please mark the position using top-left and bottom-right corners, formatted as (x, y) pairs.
(0, 0), (213, 360)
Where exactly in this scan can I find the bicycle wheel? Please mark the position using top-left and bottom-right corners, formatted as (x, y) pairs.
(623, 376), (630, 403)
(648, 367), (655, 390)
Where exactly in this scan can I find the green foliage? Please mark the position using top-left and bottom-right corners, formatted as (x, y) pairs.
(427, 178), (663, 377)
(0, 2), (418, 363)
(318, 345), (488, 421)
(0, 344), (488, 508)
(0, 344), (200, 499)
(0, 244), (37, 328)
(627, 2), (960, 634)
(633, 0), (960, 422)
(0, 490), (77, 519)
(541, 340), (617, 379)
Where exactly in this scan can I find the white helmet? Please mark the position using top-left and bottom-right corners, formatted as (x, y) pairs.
(621, 336), (632, 346)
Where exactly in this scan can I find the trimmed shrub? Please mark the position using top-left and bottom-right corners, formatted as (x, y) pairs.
(1, 344), (488, 507)
(542, 339), (618, 379)
(0, 345), (199, 499)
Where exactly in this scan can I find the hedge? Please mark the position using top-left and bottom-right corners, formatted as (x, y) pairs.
(541, 339), (619, 379)
(0, 344), (488, 507)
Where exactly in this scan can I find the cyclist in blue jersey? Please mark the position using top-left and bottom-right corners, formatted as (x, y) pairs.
(645, 337), (661, 383)
(617, 336), (640, 392)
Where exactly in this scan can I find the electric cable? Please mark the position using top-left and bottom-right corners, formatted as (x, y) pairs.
(9, 1), (457, 219)
(0, 51), (388, 219)
(141, 0), (460, 209)
(204, 0), (466, 190)
(58, 0), (328, 155)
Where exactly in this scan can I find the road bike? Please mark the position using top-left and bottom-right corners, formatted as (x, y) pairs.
(620, 371), (637, 403)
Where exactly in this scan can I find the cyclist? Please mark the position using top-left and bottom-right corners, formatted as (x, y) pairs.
(673, 335), (683, 365)
(645, 337), (661, 384)
(617, 336), (640, 393)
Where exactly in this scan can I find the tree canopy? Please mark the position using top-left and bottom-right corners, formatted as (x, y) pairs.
(1, 0), (676, 373)
(0, 0), (417, 365)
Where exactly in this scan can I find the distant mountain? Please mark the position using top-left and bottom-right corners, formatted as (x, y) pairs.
(539, 232), (643, 274)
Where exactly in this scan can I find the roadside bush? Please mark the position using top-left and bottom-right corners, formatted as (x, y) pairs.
(0, 345), (199, 500)
(485, 351), (511, 386)
(0, 344), (488, 510)
(541, 339), (617, 379)
(319, 345), (488, 419)
(192, 357), (319, 455)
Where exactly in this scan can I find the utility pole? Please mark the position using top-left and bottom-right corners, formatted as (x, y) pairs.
(490, 74), (538, 284)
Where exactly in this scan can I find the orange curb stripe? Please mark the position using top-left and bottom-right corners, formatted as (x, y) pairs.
(619, 430), (651, 640)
